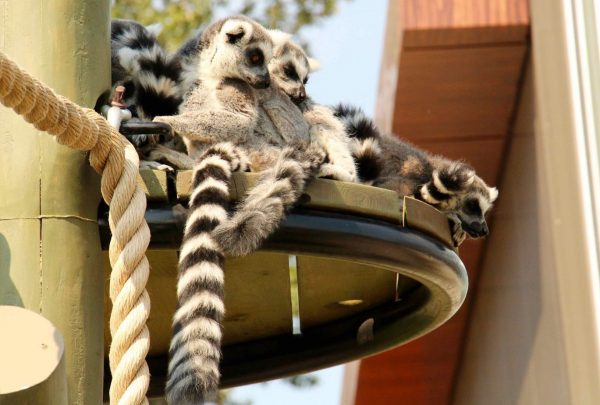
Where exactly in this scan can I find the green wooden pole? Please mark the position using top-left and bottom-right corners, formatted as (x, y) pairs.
(0, 1), (110, 404)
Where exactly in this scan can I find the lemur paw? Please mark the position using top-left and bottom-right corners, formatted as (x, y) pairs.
(448, 214), (467, 247)
(318, 163), (356, 182)
(283, 141), (327, 173)
(140, 160), (175, 172)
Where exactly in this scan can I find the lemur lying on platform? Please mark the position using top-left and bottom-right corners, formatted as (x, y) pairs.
(334, 104), (498, 247)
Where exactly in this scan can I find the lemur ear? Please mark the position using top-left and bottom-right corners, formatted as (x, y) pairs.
(269, 29), (292, 46)
(307, 57), (321, 72)
(145, 23), (163, 38)
(488, 187), (499, 202)
(222, 19), (252, 44)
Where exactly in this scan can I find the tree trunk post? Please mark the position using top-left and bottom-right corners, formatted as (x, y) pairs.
(0, 1), (110, 404)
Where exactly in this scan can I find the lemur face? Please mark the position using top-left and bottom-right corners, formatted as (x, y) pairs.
(206, 18), (273, 89)
(240, 45), (271, 88)
(268, 30), (320, 103)
(420, 164), (498, 239)
(453, 186), (498, 238)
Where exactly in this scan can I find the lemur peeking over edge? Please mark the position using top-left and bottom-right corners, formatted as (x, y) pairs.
(110, 19), (194, 170)
(334, 104), (498, 247)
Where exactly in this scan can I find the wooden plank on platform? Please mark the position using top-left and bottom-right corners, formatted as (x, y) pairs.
(296, 256), (398, 330)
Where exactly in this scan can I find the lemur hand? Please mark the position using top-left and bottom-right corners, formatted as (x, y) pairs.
(447, 213), (467, 247)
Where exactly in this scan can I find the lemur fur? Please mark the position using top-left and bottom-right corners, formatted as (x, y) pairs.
(153, 16), (312, 168)
(110, 19), (194, 171)
(168, 142), (248, 405)
(334, 104), (498, 247)
(111, 19), (184, 120)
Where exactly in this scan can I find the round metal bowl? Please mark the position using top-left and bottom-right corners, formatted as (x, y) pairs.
(99, 171), (468, 398)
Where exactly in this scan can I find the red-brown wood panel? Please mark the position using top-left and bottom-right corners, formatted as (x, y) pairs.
(401, 0), (529, 30)
(416, 138), (506, 185)
(393, 46), (527, 139)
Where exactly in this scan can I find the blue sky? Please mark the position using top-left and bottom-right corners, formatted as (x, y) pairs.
(228, 1), (387, 404)
(302, 0), (388, 116)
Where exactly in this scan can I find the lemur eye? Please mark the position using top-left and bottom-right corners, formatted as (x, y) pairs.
(464, 199), (482, 215)
(246, 49), (264, 66)
(284, 64), (299, 81)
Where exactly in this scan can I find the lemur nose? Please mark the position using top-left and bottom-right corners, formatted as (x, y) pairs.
(253, 74), (270, 89)
(464, 221), (488, 238)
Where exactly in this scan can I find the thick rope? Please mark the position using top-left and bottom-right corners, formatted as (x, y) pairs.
(0, 51), (150, 405)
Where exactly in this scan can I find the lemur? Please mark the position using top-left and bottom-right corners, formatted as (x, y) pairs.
(111, 19), (184, 120)
(334, 104), (498, 246)
(110, 19), (194, 170)
(256, 30), (498, 246)
(156, 16), (325, 404)
(266, 29), (357, 182)
(208, 29), (361, 256)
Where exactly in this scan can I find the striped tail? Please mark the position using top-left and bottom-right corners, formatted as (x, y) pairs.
(213, 143), (325, 257)
(350, 137), (383, 183)
(333, 103), (384, 183)
(166, 143), (247, 405)
(111, 19), (185, 122)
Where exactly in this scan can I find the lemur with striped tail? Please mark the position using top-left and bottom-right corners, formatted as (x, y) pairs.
(110, 19), (194, 170)
(155, 16), (325, 404)
(266, 29), (357, 183)
(208, 29), (359, 257)
(111, 19), (184, 120)
(334, 104), (498, 246)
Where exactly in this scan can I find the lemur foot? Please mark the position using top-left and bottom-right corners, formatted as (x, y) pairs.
(285, 141), (327, 174)
(140, 160), (175, 172)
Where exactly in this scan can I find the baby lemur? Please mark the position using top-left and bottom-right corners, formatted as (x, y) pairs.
(334, 104), (498, 246)
(267, 29), (357, 182)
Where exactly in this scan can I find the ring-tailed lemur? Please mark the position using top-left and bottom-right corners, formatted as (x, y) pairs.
(156, 16), (324, 404)
(111, 19), (194, 170)
(111, 19), (184, 120)
(209, 29), (363, 256)
(161, 16), (273, 404)
(267, 29), (358, 182)
(334, 104), (498, 246)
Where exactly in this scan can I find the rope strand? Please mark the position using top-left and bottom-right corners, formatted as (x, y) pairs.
(0, 50), (151, 405)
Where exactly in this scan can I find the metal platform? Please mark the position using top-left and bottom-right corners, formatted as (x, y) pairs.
(99, 170), (468, 398)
